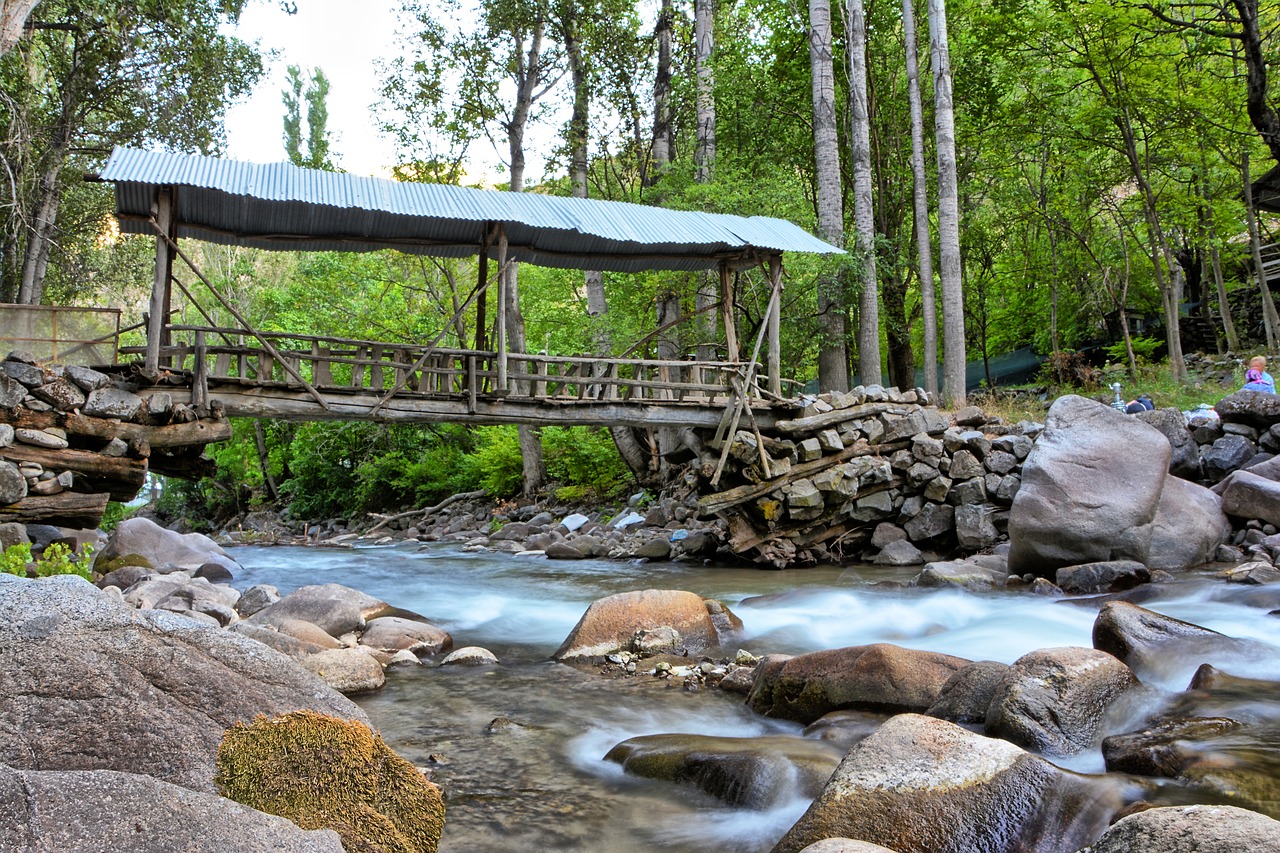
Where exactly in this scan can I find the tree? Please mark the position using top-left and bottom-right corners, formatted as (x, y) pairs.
(0, 0), (261, 303)
(847, 0), (881, 385)
(903, 0), (938, 398)
(929, 0), (965, 406)
(809, 0), (849, 392)
(283, 65), (335, 170)
(0, 0), (40, 54)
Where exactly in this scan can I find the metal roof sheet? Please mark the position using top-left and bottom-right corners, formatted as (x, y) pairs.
(99, 147), (842, 272)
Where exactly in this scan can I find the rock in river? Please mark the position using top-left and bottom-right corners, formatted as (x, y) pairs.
(553, 588), (739, 663)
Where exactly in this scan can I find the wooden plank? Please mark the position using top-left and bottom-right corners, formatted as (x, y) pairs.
(0, 444), (147, 502)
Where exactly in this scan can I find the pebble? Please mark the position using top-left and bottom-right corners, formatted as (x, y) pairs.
(14, 428), (67, 449)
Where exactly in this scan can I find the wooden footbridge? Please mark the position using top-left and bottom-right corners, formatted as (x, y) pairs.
(88, 147), (840, 435)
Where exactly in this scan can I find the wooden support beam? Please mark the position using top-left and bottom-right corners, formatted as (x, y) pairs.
(0, 444), (147, 502)
(768, 254), (782, 398)
(7, 409), (231, 449)
(496, 226), (509, 392)
(720, 262), (738, 360)
(145, 187), (173, 373)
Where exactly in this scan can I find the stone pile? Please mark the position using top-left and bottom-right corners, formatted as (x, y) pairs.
(691, 385), (1040, 567)
(0, 350), (228, 529)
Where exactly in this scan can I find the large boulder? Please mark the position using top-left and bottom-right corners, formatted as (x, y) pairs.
(1008, 395), (1170, 576)
(747, 644), (970, 724)
(1083, 804), (1280, 853)
(984, 647), (1139, 757)
(553, 589), (737, 663)
(215, 711), (446, 853)
(770, 714), (1123, 853)
(603, 734), (844, 807)
(0, 575), (367, 793)
(359, 615), (453, 657)
(1146, 475), (1230, 570)
(1092, 601), (1255, 681)
(0, 763), (345, 852)
(926, 660), (1011, 725)
(1214, 389), (1280, 428)
(300, 648), (386, 695)
(1056, 560), (1150, 595)
(96, 516), (239, 576)
(1219, 469), (1280, 527)
(247, 582), (397, 639)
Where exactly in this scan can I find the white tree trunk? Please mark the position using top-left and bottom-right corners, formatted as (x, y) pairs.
(694, 0), (716, 183)
(650, 0), (673, 181)
(903, 0), (937, 399)
(847, 0), (880, 386)
(929, 0), (966, 407)
(810, 0), (849, 392)
(0, 0), (41, 55)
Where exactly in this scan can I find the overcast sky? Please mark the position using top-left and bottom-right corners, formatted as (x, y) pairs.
(222, 0), (411, 177)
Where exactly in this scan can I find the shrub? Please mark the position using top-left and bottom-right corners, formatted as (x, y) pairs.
(1038, 350), (1102, 389)
(1, 542), (94, 579)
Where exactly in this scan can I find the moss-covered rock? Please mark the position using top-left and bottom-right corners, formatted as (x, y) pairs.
(215, 711), (445, 853)
(95, 553), (154, 574)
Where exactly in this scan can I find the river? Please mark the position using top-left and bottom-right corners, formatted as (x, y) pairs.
(230, 543), (1280, 853)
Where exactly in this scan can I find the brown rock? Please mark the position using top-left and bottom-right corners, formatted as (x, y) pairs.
(553, 589), (733, 663)
(747, 644), (970, 724)
(359, 615), (452, 657)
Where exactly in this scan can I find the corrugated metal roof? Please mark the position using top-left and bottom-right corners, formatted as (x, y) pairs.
(99, 147), (842, 272)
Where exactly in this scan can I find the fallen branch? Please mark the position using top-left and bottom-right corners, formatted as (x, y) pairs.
(366, 490), (486, 535)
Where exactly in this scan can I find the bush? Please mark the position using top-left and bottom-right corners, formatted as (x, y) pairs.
(1038, 350), (1102, 389)
(1, 542), (94, 579)
(1104, 336), (1162, 365)
(462, 426), (525, 498)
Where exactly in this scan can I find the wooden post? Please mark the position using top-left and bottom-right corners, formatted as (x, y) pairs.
(145, 187), (174, 372)
(475, 224), (492, 351)
(496, 225), (509, 392)
(719, 262), (738, 360)
(768, 254), (782, 397)
(193, 329), (208, 410)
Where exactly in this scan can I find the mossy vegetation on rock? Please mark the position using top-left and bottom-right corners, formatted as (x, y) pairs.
(215, 711), (445, 853)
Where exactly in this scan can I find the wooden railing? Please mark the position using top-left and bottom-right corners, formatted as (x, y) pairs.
(123, 326), (762, 407)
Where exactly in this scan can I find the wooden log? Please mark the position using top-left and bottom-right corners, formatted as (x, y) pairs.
(0, 491), (110, 529)
(5, 409), (231, 450)
(0, 444), (147, 502)
(697, 438), (909, 516)
(772, 402), (900, 436)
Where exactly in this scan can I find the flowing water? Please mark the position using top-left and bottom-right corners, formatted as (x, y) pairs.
(231, 543), (1280, 853)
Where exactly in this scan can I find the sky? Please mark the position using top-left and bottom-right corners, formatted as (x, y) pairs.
(220, 0), (561, 183)
(222, 0), (410, 178)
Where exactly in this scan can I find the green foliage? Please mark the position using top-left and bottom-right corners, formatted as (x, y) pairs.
(1038, 350), (1102, 389)
(463, 426), (526, 499)
(542, 427), (632, 498)
(1, 542), (94, 579)
(1104, 336), (1162, 365)
(99, 501), (133, 532)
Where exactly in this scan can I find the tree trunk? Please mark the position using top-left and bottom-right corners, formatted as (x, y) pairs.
(810, 0), (849, 392)
(929, 0), (966, 407)
(649, 0), (673, 185)
(253, 419), (279, 501)
(1245, 149), (1280, 349)
(16, 163), (60, 304)
(847, 0), (880, 386)
(1232, 0), (1280, 162)
(507, 16), (547, 495)
(0, 0), (41, 56)
(694, 0), (716, 183)
(902, 0), (936, 398)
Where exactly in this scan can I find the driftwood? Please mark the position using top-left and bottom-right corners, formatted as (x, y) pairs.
(366, 490), (486, 535)
(0, 491), (110, 528)
(772, 402), (900, 436)
(0, 444), (146, 502)
(697, 439), (909, 515)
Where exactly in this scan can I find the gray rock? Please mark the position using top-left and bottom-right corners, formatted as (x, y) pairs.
(0, 575), (366, 793)
(0, 423), (12, 447)
(632, 538), (672, 560)
(1008, 395), (1170, 576)
(0, 374), (25, 408)
(1056, 560), (1151, 595)
(235, 584), (280, 617)
(0, 523), (29, 550)
(359, 615), (452, 656)
(991, 433), (1033, 460)
(248, 582), (395, 639)
(1085, 804), (1280, 853)
(30, 379), (85, 411)
(0, 360), (46, 387)
(984, 450), (1018, 475)
(97, 517), (239, 576)
(1215, 560), (1280, 584)
(1146, 475), (1230, 570)
(926, 660), (1011, 724)
(949, 449), (985, 480)
(441, 645), (499, 666)
(0, 461), (27, 504)
(873, 538), (923, 566)
(985, 647), (1138, 757)
(82, 387), (143, 421)
(770, 714), (1123, 853)
(1092, 601), (1252, 681)
(915, 559), (1006, 591)
(1201, 433), (1256, 482)
(14, 427), (68, 449)
(1220, 469), (1280, 527)
(300, 647), (385, 694)
(870, 522), (906, 549)
(904, 502), (954, 542)
(545, 540), (589, 559)
(954, 503), (999, 550)
(0, 763), (345, 852)
(63, 364), (111, 392)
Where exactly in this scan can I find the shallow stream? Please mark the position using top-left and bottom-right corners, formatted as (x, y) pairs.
(231, 544), (1280, 853)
